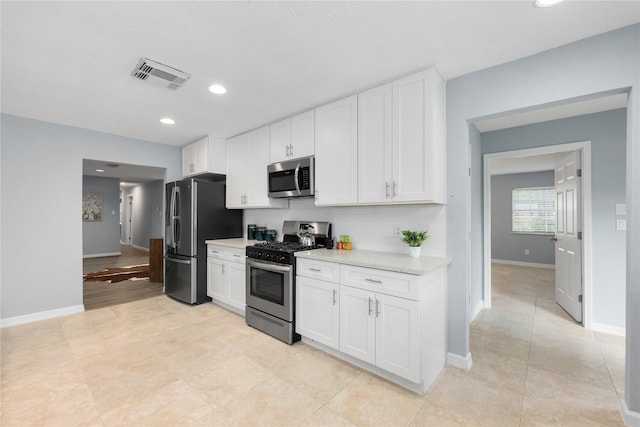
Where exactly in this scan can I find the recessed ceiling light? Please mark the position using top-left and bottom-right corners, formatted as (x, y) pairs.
(96, 169), (104, 173)
(208, 84), (227, 95)
(534, 0), (564, 7)
(160, 117), (175, 125)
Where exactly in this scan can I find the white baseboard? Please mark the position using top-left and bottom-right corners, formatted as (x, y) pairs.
(83, 252), (121, 259)
(1, 305), (85, 328)
(447, 352), (473, 371)
(470, 301), (483, 323)
(621, 400), (640, 427)
(591, 321), (626, 337)
(492, 259), (555, 269)
(132, 244), (149, 252)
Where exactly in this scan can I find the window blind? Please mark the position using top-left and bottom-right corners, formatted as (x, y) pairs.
(512, 187), (556, 234)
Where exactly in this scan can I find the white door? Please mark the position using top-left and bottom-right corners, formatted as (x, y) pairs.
(245, 126), (271, 207)
(226, 261), (246, 312)
(207, 258), (226, 301)
(225, 134), (247, 208)
(375, 294), (421, 382)
(296, 276), (340, 349)
(339, 285), (376, 364)
(554, 150), (583, 322)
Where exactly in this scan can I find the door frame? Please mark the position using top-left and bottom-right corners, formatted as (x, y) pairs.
(482, 141), (593, 328)
(126, 194), (134, 246)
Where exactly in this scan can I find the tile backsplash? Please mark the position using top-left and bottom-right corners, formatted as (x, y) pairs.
(243, 198), (446, 257)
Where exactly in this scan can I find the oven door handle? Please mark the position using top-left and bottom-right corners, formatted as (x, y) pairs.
(247, 258), (292, 273)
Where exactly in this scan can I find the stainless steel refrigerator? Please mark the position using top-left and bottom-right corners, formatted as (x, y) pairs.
(165, 176), (242, 304)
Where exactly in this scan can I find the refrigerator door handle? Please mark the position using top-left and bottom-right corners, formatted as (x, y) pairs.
(165, 255), (191, 265)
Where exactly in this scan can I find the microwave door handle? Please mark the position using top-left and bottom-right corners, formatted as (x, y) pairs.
(294, 163), (301, 195)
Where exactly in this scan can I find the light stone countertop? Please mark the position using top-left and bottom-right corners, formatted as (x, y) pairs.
(205, 238), (256, 250)
(294, 248), (451, 276)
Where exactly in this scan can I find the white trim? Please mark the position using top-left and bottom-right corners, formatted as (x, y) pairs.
(447, 352), (473, 371)
(591, 321), (626, 337)
(483, 141), (593, 329)
(492, 259), (556, 269)
(132, 244), (149, 252)
(621, 400), (640, 427)
(82, 251), (121, 259)
(470, 300), (483, 322)
(1, 305), (85, 328)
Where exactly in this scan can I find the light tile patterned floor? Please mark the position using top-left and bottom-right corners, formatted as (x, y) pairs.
(0, 264), (625, 426)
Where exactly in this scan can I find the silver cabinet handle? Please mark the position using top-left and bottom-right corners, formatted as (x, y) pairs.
(368, 297), (373, 316)
(289, 144), (294, 157)
(309, 267), (321, 272)
(385, 182), (390, 199)
(286, 145), (290, 157)
(232, 254), (242, 258)
(332, 289), (337, 306)
(375, 299), (380, 318)
(365, 278), (383, 284)
(393, 181), (398, 197)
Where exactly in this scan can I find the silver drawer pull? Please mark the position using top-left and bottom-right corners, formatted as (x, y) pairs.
(232, 254), (242, 257)
(368, 297), (373, 315)
(365, 278), (383, 284)
(309, 267), (322, 272)
(332, 289), (337, 306)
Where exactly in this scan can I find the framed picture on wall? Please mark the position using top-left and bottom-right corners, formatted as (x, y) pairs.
(83, 192), (103, 221)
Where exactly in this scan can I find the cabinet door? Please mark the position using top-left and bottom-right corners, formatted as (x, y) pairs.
(207, 258), (226, 301)
(358, 83), (393, 204)
(296, 276), (339, 349)
(392, 69), (441, 203)
(182, 142), (196, 177)
(245, 126), (271, 207)
(270, 118), (291, 163)
(339, 285), (375, 364)
(194, 137), (209, 175)
(290, 110), (314, 159)
(315, 95), (358, 206)
(225, 134), (247, 208)
(375, 294), (420, 382)
(226, 261), (246, 313)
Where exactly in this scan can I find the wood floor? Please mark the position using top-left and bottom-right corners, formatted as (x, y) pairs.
(83, 245), (164, 311)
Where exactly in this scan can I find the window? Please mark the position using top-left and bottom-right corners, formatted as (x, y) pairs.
(512, 186), (556, 234)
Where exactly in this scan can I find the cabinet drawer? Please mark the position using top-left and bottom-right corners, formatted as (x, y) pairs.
(297, 259), (340, 282)
(207, 245), (246, 263)
(340, 265), (419, 300)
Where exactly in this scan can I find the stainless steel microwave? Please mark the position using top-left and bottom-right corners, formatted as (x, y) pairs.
(267, 156), (315, 198)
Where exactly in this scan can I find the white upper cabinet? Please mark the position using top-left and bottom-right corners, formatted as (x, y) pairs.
(225, 128), (287, 209)
(270, 110), (315, 163)
(357, 69), (446, 204)
(392, 69), (446, 204)
(358, 83), (393, 204)
(314, 95), (358, 206)
(182, 136), (226, 178)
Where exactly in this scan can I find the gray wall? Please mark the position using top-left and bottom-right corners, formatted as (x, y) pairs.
(491, 171), (556, 266)
(469, 125), (484, 316)
(482, 109), (627, 328)
(0, 114), (180, 320)
(446, 24), (639, 413)
(82, 175), (121, 256)
(128, 180), (164, 249)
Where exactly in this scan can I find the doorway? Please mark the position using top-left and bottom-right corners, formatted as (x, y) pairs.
(482, 141), (593, 327)
(125, 194), (134, 246)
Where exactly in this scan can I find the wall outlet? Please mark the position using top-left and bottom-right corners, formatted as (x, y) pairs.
(617, 219), (626, 231)
(394, 224), (403, 236)
(524, 249), (530, 255)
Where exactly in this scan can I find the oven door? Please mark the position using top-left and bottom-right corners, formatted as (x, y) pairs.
(246, 258), (293, 322)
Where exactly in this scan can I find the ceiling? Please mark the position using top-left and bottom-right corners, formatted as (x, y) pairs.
(490, 152), (565, 176)
(82, 159), (165, 186)
(2, 1), (639, 148)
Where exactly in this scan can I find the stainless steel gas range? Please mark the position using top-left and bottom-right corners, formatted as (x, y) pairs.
(245, 221), (332, 344)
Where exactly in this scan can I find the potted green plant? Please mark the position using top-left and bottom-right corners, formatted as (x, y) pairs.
(401, 230), (428, 257)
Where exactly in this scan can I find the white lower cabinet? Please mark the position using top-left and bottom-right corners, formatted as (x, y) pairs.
(340, 285), (420, 382)
(296, 276), (339, 350)
(207, 245), (246, 315)
(296, 257), (445, 392)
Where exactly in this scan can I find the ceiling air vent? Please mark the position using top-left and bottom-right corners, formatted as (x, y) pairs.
(131, 57), (191, 90)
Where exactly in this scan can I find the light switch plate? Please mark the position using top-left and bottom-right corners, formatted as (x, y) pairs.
(616, 203), (626, 215)
(616, 219), (626, 231)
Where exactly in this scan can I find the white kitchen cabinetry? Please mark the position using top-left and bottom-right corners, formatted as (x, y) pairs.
(392, 69), (445, 204)
(270, 110), (315, 163)
(182, 136), (226, 178)
(314, 95), (358, 206)
(296, 259), (340, 349)
(207, 245), (246, 315)
(225, 127), (287, 209)
(339, 269), (420, 382)
(358, 69), (445, 204)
